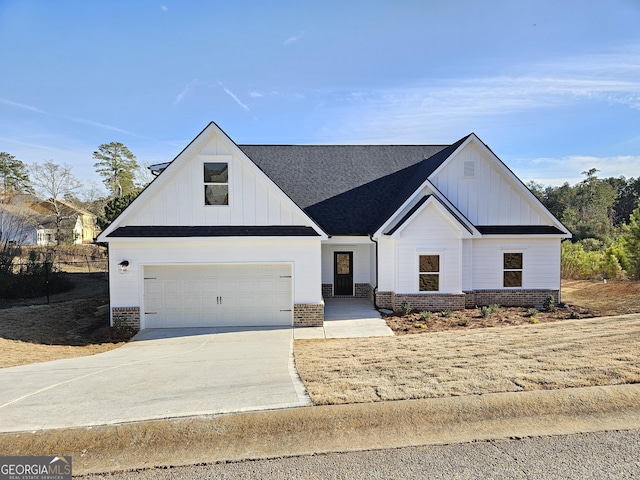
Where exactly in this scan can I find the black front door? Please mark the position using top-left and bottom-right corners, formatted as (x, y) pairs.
(334, 251), (353, 296)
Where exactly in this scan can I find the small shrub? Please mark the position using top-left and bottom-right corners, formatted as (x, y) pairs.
(441, 309), (452, 318)
(420, 311), (433, 321)
(401, 300), (412, 315)
(113, 317), (132, 335)
(459, 317), (471, 327)
(414, 322), (427, 329)
(0, 252), (14, 275)
(477, 304), (500, 318)
(570, 311), (582, 320)
(529, 316), (540, 324)
(526, 308), (539, 318)
(543, 295), (555, 312)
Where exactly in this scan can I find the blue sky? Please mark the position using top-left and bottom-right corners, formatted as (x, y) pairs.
(1, 0), (639, 193)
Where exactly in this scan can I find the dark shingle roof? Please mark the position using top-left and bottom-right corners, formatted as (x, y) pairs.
(239, 138), (468, 235)
(108, 226), (319, 238)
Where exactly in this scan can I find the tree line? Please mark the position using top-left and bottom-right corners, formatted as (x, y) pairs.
(528, 169), (640, 280)
(0, 142), (155, 249)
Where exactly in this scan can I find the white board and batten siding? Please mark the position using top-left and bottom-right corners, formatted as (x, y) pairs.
(395, 202), (463, 294)
(122, 133), (311, 229)
(431, 142), (548, 226)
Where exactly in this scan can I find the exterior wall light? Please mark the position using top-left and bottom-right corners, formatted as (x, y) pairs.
(118, 260), (130, 273)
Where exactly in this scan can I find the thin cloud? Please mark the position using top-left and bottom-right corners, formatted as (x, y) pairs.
(174, 79), (199, 105)
(521, 155), (640, 185)
(0, 97), (146, 138)
(323, 48), (640, 143)
(219, 82), (249, 111)
(0, 97), (47, 114)
(284, 31), (304, 46)
(161, 5), (168, 11)
(62, 115), (142, 137)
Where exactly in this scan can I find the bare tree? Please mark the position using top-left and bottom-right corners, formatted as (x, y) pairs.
(30, 161), (81, 247)
(135, 160), (158, 189)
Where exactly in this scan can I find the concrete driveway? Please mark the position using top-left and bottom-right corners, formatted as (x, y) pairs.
(0, 327), (310, 433)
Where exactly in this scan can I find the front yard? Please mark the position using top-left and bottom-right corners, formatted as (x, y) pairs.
(0, 274), (133, 368)
(294, 314), (640, 405)
(1, 277), (639, 406)
(294, 279), (640, 405)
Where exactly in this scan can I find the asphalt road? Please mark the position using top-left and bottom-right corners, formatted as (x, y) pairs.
(81, 429), (639, 479)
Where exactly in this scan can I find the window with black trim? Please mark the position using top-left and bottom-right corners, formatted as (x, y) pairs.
(503, 253), (523, 287)
(204, 163), (229, 205)
(419, 254), (440, 291)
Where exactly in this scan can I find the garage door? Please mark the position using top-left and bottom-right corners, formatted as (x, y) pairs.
(143, 264), (292, 328)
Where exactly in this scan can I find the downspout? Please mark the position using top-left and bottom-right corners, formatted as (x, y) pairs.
(369, 234), (379, 309)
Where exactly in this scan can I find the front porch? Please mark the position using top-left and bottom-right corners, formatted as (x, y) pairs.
(293, 298), (393, 339)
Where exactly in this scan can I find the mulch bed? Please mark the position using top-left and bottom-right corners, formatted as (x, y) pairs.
(384, 304), (596, 335)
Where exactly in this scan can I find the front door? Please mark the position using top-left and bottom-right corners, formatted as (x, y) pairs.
(334, 251), (353, 296)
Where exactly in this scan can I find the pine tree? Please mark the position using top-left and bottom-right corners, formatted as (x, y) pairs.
(0, 152), (33, 199)
(93, 142), (139, 197)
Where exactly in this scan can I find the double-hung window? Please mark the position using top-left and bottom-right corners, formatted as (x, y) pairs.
(419, 254), (440, 291)
(503, 253), (523, 287)
(204, 163), (229, 205)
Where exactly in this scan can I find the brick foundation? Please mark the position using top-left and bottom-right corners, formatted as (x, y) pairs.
(354, 283), (373, 300)
(467, 289), (560, 307)
(392, 293), (466, 312)
(375, 289), (559, 312)
(294, 302), (324, 327)
(112, 306), (140, 330)
(375, 291), (394, 310)
(323, 283), (374, 300)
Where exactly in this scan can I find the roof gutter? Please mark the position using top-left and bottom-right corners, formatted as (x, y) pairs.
(369, 234), (379, 310)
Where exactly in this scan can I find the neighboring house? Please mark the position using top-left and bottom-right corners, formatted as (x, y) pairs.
(35, 216), (84, 246)
(97, 122), (571, 330)
(31, 199), (99, 245)
(0, 204), (41, 246)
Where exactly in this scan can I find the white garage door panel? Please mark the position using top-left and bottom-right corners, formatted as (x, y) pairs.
(144, 264), (292, 328)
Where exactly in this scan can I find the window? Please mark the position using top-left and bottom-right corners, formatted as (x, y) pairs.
(419, 254), (439, 291)
(504, 253), (523, 287)
(204, 163), (229, 205)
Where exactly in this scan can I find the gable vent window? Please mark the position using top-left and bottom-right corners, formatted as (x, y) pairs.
(463, 161), (475, 178)
(204, 163), (229, 206)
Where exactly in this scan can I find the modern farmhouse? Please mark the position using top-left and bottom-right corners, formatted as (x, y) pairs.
(97, 122), (571, 329)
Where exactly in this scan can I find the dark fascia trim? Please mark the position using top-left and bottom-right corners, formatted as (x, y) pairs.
(476, 225), (567, 235)
(385, 196), (430, 235)
(107, 225), (320, 238)
(385, 195), (474, 236)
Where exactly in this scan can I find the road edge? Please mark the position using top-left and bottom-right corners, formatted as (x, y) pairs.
(2, 383), (639, 476)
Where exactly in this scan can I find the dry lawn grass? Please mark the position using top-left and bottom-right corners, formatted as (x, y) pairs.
(0, 274), (133, 368)
(562, 279), (640, 316)
(295, 315), (640, 405)
(295, 280), (640, 405)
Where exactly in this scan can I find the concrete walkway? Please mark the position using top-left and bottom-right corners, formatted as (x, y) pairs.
(294, 298), (394, 339)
